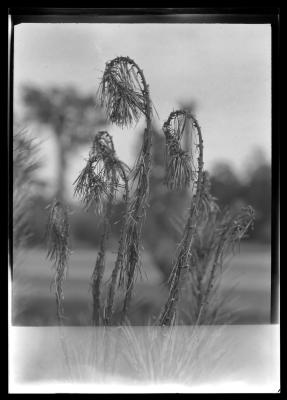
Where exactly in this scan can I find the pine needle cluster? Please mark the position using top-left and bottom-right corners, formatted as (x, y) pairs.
(99, 56), (148, 127)
(163, 110), (194, 190)
(73, 131), (128, 214)
(74, 131), (129, 325)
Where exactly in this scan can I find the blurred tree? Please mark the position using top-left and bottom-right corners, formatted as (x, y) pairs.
(210, 162), (243, 208)
(210, 154), (271, 243)
(243, 162), (271, 242)
(22, 85), (107, 200)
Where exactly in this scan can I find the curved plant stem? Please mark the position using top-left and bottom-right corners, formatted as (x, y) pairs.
(159, 112), (204, 326)
(99, 56), (153, 323)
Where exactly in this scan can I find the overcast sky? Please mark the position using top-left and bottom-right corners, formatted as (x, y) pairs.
(14, 23), (271, 193)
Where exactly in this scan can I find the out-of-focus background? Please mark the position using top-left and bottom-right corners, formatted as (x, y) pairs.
(12, 23), (271, 326)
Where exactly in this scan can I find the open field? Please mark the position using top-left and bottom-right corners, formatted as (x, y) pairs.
(11, 242), (271, 325)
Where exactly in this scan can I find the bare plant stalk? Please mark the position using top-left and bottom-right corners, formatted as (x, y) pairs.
(91, 191), (114, 326)
(121, 126), (152, 321)
(158, 110), (204, 326)
(104, 167), (129, 326)
(170, 172), (222, 324)
(73, 131), (129, 326)
(188, 183), (220, 322)
(99, 56), (153, 322)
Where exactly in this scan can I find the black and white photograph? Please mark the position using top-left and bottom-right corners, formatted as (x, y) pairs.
(8, 8), (280, 394)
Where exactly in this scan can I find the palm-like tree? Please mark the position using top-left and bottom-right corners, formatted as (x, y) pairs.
(22, 85), (107, 200)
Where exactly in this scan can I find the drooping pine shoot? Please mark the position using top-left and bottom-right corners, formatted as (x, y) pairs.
(99, 56), (148, 128)
(194, 205), (255, 325)
(73, 131), (126, 214)
(163, 111), (194, 191)
(46, 200), (70, 323)
(73, 164), (110, 215)
(74, 131), (129, 325)
(159, 110), (204, 326)
(99, 56), (153, 322)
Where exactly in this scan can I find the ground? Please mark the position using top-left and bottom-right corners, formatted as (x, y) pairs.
(12, 242), (271, 326)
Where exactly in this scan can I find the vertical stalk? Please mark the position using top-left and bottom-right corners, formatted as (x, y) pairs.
(159, 113), (204, 326)
(46, 200), (73, 377)
(99, 57), (153, 322)
(74, 131), (129, 326)
(55, 120), (66, 202)
(194, 234), (225, 326)
(46, 200), (70, 323)
(121, 70), (152, 322)
(104, 166), (129, 325)
(92, 192), (114, 326)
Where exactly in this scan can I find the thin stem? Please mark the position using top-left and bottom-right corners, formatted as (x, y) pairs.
(46, 199), (70, 324)
(104, 166), (130, 325)
(99, 57), (153, 323)
(92, 191), (114, 326)
(74, 131), (129, 326)
(194, 230), (226, 326)
(159, 112), (204, 326)
(121, 84), (152, 322)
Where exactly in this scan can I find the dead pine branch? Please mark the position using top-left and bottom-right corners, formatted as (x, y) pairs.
(98, 56), (153, 322)
(74, 131), (128, 326)
(158, 110), (205, 326)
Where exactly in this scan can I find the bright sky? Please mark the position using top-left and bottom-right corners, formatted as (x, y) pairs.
(14, 23), (271, 195)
